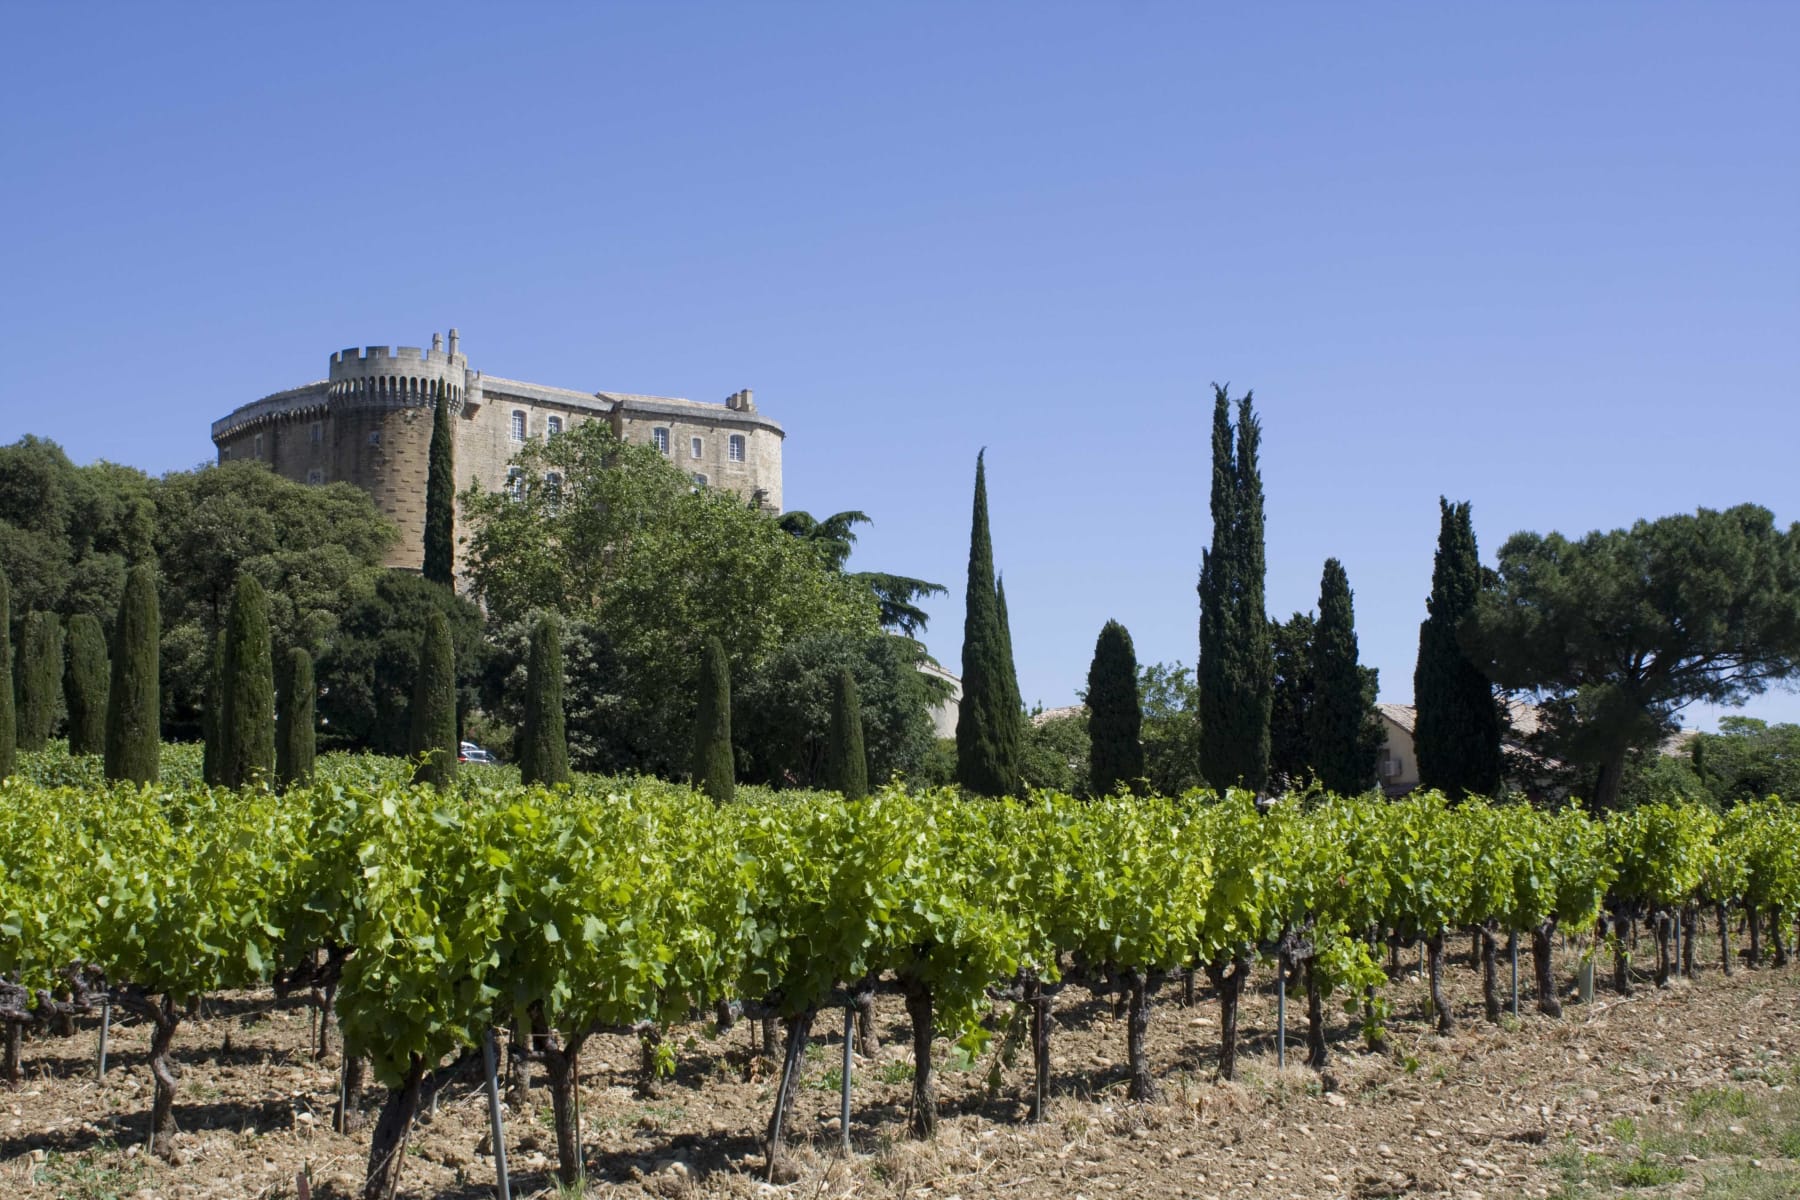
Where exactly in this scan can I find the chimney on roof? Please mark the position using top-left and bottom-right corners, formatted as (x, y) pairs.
(448, 328), (460, 358)
(431, 331), (444, 353)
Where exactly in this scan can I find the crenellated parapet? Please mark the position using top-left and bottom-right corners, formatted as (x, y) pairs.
(328, 329), (480, 413)
(210, 382), (332, 441)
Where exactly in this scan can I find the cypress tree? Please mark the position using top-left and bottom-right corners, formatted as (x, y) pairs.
(1197, 387), (1273, 793)
(955, 451), (1023, 797)
(219, 575), (275, 789)
(276, 647), (316, 790)
(0, 571), (14, 779)
(409, 609), (458, 789)
(519, 613), (571, 786)
(422, 379), (457, 587)
(691, 635), (734, 803)
(1307, 559), (1380, 795)
(63, 613), (110, 756)
(16, 612), (64, 752)
(1413, 498), (1503, 798)
(1086, 619), (1144, 797)
(202, 629), (225, 786)
(826, 668), (869, 800)
(104, 564), (160, 784)
(1268, 612), (1317, 789)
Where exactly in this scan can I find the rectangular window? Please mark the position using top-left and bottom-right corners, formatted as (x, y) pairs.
(367, 431), (381, 447)
(692, 472), (709, 488)
(510, 410), (527, 442)
(507, 467), (524, 501)
(253, 433), (263, 459)
(306, 468), (324, 485)
(690, 436), (703, 459)
(547, 415), (563, 436)
(652, 428), (670, 455)
(310, 421), (323, 445)
(728, 434), (745, 463)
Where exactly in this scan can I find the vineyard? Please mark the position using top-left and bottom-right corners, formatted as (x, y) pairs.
(2, 751), (1798, 1200)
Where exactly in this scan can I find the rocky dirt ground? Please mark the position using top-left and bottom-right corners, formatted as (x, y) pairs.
(3, 942), (1796, 1200)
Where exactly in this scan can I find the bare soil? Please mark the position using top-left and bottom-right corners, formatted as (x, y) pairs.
(4, 941), (1797, 1200)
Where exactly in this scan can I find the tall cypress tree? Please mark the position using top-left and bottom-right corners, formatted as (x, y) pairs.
(16, 612), (64, 752)
(422, 379), (457, 587)
(104, 564), (160, 784)
(519, 613), (571, 786)
(276, 647), (316, 790)
(691, 635), (734, 803)
(1268, 612), (1317, 788)
(63, 613), (110, 756)
(0, 571), (14, 779)
(410, 609), (458, 789)
(202, 630), (225, 786)
(955, 451), (1023, 797)
(1413, 498), (1503, 798)
(220, 575), (275, 789)
(1086, 619), (1144, 797)
(1197, 387), (1272, 793)
(1308, 559), (1380, 795)
(826, 668), (869, 800)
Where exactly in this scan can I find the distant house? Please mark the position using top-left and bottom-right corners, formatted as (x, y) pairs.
(918, 660), (962, 738)
(1373, 699), (1572, 800)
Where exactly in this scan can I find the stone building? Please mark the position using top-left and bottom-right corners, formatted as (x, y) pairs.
(210, 330), (784, 572)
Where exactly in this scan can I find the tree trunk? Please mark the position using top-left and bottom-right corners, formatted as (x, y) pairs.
(761, 1013), (780, 1060)
(1471, 931), (1483, 974)
(1027, 974), (1052, 1123)
(1681, 906), (1697, 978)
(855, 989), (880, 1059)
(1182, 964), (1196, 1008)
(1592, 744), (1628, 811)
(2, 1021), (18, 1086)
(1612, 909), (1633, 994)
(1480, 926), (1502, 1024)
(903, 979), (936, 1138)
(1717, 901), (1732, 976)
(636, 1022), (663, 1099)
(363, 1057), (426, 1200)
(542, 1034), (587, 1189)
(1748, 904), (1762, 968)
(1533, 920), (1562, 1017)
(337, 1054), (368, 1134)
(1205, 956), (1247, 1081)
(1654, 911), (1673, 987)
(1123, 968), (1157, 1101)
(1303, 957), (1327, 1070)
(1425, 933), (1452, 1034)
(146, 996), (181, 1161)
(764, 1010), (813, 1181)
(1773, 906), (1789, 968)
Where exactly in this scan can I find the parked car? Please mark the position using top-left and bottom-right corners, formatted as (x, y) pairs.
(458, 741), (500, 765)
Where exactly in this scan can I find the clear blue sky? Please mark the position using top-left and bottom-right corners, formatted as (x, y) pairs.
(4, 4), (1796, 730)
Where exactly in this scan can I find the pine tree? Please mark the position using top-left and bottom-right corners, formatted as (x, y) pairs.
(220, 575), (275, 789)
(63, 613), (110, 756)
(1086, 620), (1144, 797)
(0, 571), (14, 779)
(1197, 387), (1272, 793)
(955, 451), (1023, 797)
(16, 612), (64, 752)
(1307, 559), (1380, 795)
(691, 635), (734, 803)
(202, 630), (225, 786)
(104, 564), (160, 784)
(826, 668), (869, 800)
(276, 647), (316, 789)
(409, 609), (458, 789)
(1413, 498), (1503, 798)
(519, 613), (571, 786)
(422, 379), (457, 587)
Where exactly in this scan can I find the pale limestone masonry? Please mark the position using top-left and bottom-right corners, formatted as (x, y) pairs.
(211, 330), (784, 572)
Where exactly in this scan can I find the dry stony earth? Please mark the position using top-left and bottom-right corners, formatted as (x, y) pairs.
(4, 944), (1797, 1200)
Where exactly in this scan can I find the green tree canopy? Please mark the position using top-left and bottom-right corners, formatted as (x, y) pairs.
(1137, 661), (1203, 796)
(460, 422), (878, 773)
(0, 436), (153, 627)
(1692, 717), (1800, 806)
(1414, 498), (1503, 799)
(954, 451), (1023, 797)
(777, 509), (947, 636)
(63, 612), (109, 756)
(422, 382), (456, 587)
(15, 611), (64, 752)
(1268, 612), (1317, 790)
(1307, 558), (1383, 795)
(103, 564), (160, 784)
(518, 613), (572, 786)
(1086, 620), (1144, 797)
(826, 668), (870, 800)
(409, 608), (458, 789)
(692, 634), (734, 804)
(219, 575), (275, 789)
(1020, 709), (1091, 794)
(1465, 504), (1800, 809)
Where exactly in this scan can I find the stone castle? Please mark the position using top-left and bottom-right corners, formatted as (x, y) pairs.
(210, 330), (784, 571)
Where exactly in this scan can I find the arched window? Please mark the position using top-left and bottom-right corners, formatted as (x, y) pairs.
(690, 435), (703, 459)
(728, 434), (745, 463)
(652, 428), (670, 455)
(691, 472), (709, 488)
(511, 410), (527, 442)
(547, 415), (563, 436)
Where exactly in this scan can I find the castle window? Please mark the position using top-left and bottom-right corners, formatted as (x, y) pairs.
(510, 410), (527, 442)
(306, 468), (324, 486)
(692, 472), (709, 488)
(253, 433), (263, 459)
(507, 467), (525, 501)
(547, 415), (562, 436)
(310, 421), (323, 445)
(652, 428), (670, 455)
(728, 434), (745, 463)
(690, 436), (703, 459)
(545, 471), (562, 510)
(367, 431), (381, 447)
